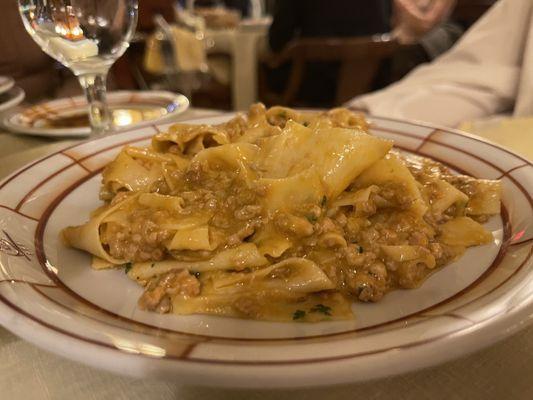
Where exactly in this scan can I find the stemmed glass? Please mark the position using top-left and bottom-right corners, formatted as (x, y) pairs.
(18, 0), (138, 135)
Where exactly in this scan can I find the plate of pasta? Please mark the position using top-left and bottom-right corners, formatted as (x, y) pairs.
(0, 104), (531, 387)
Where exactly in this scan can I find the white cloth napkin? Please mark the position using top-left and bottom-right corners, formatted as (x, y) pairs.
(348, 0), (533, 126)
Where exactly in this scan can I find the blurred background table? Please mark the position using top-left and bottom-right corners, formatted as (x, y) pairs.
(0, 107), (532, 399)
(117, 0), (497, 113)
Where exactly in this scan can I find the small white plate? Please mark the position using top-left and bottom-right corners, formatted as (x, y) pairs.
(0, 76), (15, 96)
(0, 86), (25, 113)
(0, 115), (531, 388)
(3, 90), (189, 137)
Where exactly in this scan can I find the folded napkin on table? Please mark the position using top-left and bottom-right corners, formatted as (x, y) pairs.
(348, 0), (533, 127)
(144, 26), (207, 74)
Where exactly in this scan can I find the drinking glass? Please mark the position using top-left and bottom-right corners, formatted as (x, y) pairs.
(18, 0), (138, 135)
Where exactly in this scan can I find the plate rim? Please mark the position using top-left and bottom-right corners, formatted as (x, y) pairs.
(2, 90), (189, 137)
(1, 281), (531, 388)
(25, 119), (530, 344)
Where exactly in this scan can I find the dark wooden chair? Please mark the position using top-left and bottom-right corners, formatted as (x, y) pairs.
(259, 35), (402, 107)
(452, 0), (497, 27)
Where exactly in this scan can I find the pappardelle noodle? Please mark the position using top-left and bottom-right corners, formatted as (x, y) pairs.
(62, 104), (501, 322)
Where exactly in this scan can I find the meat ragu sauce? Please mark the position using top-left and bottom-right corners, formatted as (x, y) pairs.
(64, 104), (500, 322)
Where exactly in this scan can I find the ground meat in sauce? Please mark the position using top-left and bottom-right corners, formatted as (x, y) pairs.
(116, 167), (490, 305)
(233, 295), (262, 318)
(139, 270), (200, 313)
(102, 159), (265, 262)
(102, 209), (172, 262)
(273, 177), (479, 302)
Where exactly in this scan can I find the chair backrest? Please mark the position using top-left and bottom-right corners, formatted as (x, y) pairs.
(263, 35), (400, 106)
(282, 35), (399, 62)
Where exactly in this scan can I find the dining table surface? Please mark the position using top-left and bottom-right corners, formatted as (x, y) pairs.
(1, 106), (532, 400)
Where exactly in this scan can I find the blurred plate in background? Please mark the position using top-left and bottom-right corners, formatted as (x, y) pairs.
(0, 76), (15, 96)
(3, 90), (189, 137)
(0, 86), (25, 113)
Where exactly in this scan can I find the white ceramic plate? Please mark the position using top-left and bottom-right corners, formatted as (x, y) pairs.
(0, 76), (15, 96)
(0, 86), (25, 113)
(0, 115), (531, 388)
(2, 90), (189, 137)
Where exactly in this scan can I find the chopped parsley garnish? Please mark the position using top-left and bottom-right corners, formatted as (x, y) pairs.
(320, 195), (327, 208)
(293, 309), (306, 320)
(150, 263), (155, 268)
(278, 111), (287, 118)
(310, 304), (332, 316)
(124, 262), (132, 274)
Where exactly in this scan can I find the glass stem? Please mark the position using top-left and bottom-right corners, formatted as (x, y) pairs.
(78, 73), (113, 135)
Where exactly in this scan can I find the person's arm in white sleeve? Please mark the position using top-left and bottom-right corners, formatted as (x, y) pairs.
(347, 0), (532, 127)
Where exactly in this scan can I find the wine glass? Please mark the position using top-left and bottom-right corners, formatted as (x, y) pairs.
(18, 0), (138, 135)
